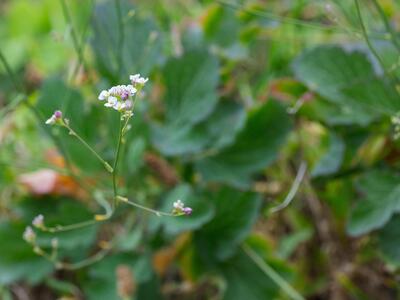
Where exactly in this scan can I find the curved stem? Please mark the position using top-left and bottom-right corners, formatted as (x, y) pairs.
(242, 244), (305, 300)
(354, 0), (397, 83)
(370, 0), (400, 54)
(62, 123), (113, 173)
(115, 0), (124, 75)
(42, 219), (99, 233)
(270, 162), (307, 213)
(117, 196), (177, 217)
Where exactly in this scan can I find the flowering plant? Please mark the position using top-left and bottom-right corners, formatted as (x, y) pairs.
(24, 74), (192, 269)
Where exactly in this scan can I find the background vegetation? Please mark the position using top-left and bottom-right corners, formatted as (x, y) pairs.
(1, 0), (400, 299)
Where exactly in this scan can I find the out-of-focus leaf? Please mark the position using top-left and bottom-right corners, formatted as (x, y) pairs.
(152, 101), (245, 156)
(194, 188), (261, 262)
(0, 222), (53, 285)
(220, 250), (279, 300)
(16, 198), (98, 253)
(127, 137), (146, 174)
(195, 100), (292, 188)
(378, 215), (400, 266)
(278, 228), (313, 259)
(311, 132), (345, 177)
(36, 78), (102, 170)
(203, 5), (240, 48)
(293, 46), (400, 125)
(158, 185), (215, 236)
(162, 49), (219, 126)
(83, 253), (157, 300)
(348, 170), (400, 236)
(92, 0), (163, 81)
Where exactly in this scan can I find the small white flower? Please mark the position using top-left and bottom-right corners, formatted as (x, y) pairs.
(23, 226), (36, 244)
(104, 96), (118, 108)
(32, 214), (44, 228)
(98, 90), (109, 101)
(45, 115), (56, 125)
(173, 199), (184, 210)
(130, 74), (148, 86)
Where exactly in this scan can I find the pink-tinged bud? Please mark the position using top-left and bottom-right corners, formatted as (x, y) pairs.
(54, 110), (62, 119)
(183, 207), (193, 215)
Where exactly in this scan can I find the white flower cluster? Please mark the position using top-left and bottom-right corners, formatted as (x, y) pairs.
(172, 199), (192, 215)
(98, 74), (148, 112)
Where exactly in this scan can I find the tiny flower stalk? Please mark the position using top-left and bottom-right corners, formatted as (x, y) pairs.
(46, 110), (113, 173)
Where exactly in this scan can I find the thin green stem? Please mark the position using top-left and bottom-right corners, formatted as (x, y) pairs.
(59, 0), (86, 74)
(354, 0), (395, 82)
(370, 0), (400, 54)
(0, 50), (23, 92)
(117, 196), (177, 217)
(112, 117), (124, 208)
(60, 247), (110, 270)
(42, 219), (99, 233)
(62, 123), (113, 173)
(242, 244), (305, 300)
(115, 0), (124, 75)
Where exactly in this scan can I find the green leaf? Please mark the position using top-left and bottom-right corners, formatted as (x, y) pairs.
(378, 215), (400, 266)
(311, 132), (345, 177)
(220, 250), (280, 300)
(36, 78), (102, 170)
(152, 101), (245, 156)
(194, 188), (261, 261)
(293, 46), (400, 125)
(162, 49), (219, 126)
(0, 222), (53, 285)
(92, 0), (163, 81)
(157, 185), (215, 236)
(195, 100), (292, 188)
(348, 170), (400, 236)
(83, 253), (158, 300)
(17, 198), (98, 248)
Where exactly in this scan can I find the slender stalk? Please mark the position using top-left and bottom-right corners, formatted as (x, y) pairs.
(117, 196), (177, 217)
(270, 162), (307, 213)
(59, 0), (86, 74)
(354, 0), (395, 82)
(115, 0), (124, 75)
(112, 117), (124, 208)
(370, 0), (400, 54)
(242, 244), (305, 300)
(60, 247), (110, 270)
(0, 50), (23, 92)
(62, 123), (113, 173)
(42, 219), (99, 233)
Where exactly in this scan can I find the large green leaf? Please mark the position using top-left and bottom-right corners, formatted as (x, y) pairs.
(195, 100), (292, 188)
(92, 0), (163, 82)
(83, 253), (160, 300)
(194, 188), (261, 262)
(348, 170), (400, 236)
(311, 132), (345, 177)
(378, 215), (400, 266)
(162, 49), (219, 126)
(293, 46), (400, 125)
(15, 198), (99, 259)
(151, 101), (245, 156)
(0, 222), (53, 285)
